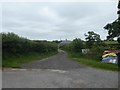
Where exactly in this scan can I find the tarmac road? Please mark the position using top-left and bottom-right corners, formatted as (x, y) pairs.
(2, 51), (118, 88)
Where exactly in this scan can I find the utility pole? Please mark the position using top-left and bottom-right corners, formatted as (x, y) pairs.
(117, 0), (120, 19)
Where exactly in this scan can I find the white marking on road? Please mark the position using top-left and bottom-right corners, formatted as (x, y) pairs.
(4, 68), (68, 74)
(39, 58), (48, 62)
(49, 69), (68, 73)
(12, 69), (27, 71)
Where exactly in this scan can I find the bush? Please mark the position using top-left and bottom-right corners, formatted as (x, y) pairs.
(70, 38), (84, 53)
(117, 37), (120, 43)
(60, 38), (84, 53)
(2, 32), (58, 59)
(85, 42), (107, 60)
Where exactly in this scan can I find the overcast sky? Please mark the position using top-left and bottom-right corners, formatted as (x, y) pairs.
(1, 0), (118, 41)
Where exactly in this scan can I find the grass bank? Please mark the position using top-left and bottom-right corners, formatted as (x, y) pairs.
(3, 51), (58, 68)
(104, 41), (119, 45)
(68, 52), (119, 71)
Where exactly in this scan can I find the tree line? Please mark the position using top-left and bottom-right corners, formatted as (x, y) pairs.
(60, 30), (120, 60)
(2, 32), (58, 59)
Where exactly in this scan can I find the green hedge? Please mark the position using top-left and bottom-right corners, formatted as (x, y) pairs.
(60, 38), (84, 53)
(2, 32), (58, 59)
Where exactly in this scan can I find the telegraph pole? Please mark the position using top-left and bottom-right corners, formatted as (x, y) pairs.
(118, 0), (120, 20)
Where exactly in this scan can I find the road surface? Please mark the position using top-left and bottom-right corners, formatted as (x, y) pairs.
(2, 51), (118, 88)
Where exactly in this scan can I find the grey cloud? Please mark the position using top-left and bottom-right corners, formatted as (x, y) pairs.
(2, 1), (118, 40)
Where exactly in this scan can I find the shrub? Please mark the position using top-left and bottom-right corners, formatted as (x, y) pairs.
(2, 32), (58, 59)
(70, 38), (84, 53)
(117, 37), (120, 43)
(60, 38), (84, 53)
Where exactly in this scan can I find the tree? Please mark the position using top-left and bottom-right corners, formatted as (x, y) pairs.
(52, 40), (61, 44)
(85, 31), (101, 48)
(104, 21), (120, 39)
(70, 38), (84, 53)
(85, 31), (101, 41)
(104, 1), (120, 42)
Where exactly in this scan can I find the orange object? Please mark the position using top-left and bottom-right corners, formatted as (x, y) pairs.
(103, 50), (120, 55)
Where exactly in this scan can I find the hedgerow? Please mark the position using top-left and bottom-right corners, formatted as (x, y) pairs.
(2, 32), (58, 59)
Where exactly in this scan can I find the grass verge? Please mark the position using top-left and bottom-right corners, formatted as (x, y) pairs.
(2, 51), (58, 68)
(68, 52), (119, 71)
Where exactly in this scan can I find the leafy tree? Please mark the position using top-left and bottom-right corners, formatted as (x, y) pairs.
(85, 31), (101, 48)
(104, 1), (120, 42)
(85, 31), (101, 41)
(104, 20), (120, 40)
(70, 38), (84, 53)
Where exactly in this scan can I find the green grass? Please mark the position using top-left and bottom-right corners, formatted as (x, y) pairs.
(104, 41), (119, 45)
(2, 51), (58, 68)
(68, 52), (119, 71)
